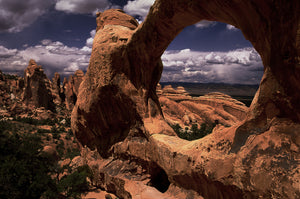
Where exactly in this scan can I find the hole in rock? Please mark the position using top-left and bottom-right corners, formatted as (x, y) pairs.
(159, 22), (264, 140)
(147, 163), (170, 193)
(160, 22), (263, 106)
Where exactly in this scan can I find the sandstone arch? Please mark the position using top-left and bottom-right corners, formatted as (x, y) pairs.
(72, 1), (300, 198)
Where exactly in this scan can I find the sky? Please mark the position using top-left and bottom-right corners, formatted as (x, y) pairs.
(0, 0), (264, 84)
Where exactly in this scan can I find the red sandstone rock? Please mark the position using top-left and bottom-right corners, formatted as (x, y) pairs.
(63, 70), (84, 110)
(51, 72), (64, 105)
(72, 2), (300, 198)
(23, 59), (55, 111)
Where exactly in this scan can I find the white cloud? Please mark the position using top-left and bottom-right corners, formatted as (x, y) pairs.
(0, 46), (17, 58)
(194, 20), (216, 29)
(0, 0), (53, 32)
(0, 39), (92, 76)
(226, 24), (238, 31)
(85, 29), (96, 48)
(55, 0), (111, 14)
(161, 48), (263, 84)
(123, 0), (155, 20)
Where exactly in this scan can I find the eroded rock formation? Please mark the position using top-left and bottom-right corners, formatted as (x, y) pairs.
(23, 59), (55, 111)
(72, 1), (300, 198)
(51, 72), (64, 105)
(160, 90), (247, 128)
(63, 70), (84, 110)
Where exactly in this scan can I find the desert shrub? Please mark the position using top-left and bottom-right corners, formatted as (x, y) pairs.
(65, 133), (71, 140)
(3, 73), (19, 80)
(56, 140), (65, 157)
(0, 120), (15, 132)
(0, 130), (55, 199)
(14, 116), (39, 125)
(13, 117), (60, 126)
(51, 126), (61, 140)
(0, 122), (91, 199)
(67, 129), (73, 136)
(65, 147), (80, 159)
(37, 128), (51, 135)
(65, 129), (74, 140)
(171, 123), (216, 141)
(65, 118), (71, 127)
(55, 165), (92, 199)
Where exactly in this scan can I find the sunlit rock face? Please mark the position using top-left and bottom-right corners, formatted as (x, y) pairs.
(72, 1), (300, 198)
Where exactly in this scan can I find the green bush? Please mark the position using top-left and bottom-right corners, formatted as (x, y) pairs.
(56, 140), (65, 157)
(171, 123), (216, 141)
(0, 123), (91, 199)
(13, 117), (59, 126)
(56, 165), (91, 199)
(0, 130), (55, 199)
(65, 148), (81, 159)
(37, 128), (51, 135)
(51, 126), (61, 140)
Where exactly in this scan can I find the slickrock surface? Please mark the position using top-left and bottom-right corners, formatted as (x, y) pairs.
(159, 89), (247, 128)
(72, 1), (300, 198)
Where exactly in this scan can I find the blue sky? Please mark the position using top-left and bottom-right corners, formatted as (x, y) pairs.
(0, 0), (263, 84)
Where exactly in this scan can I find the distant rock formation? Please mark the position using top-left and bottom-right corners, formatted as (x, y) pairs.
(23, 59), (55, 111)
(51, 72), (64, 106)
(159, 87), (247, 128)
(63, 70), (84, 110)
(160, 84), (191, 101)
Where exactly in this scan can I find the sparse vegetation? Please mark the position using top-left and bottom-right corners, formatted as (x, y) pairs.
(171, 123), (216, 141)
(0, 118), (89, 199)
(13, 117), (61, 126)
(3, 73), (19, 80)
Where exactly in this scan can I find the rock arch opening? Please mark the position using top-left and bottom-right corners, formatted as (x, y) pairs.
(72, 1), (299, 198)
(157, 22), (263, 140)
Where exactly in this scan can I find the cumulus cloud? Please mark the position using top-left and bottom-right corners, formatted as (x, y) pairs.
(0, 39), (263, 85)
(55, 0), (111, 14)
(123, 0), (155, 20)
(226, 24), (238, 31)
(194, 20), (216, 29)
(0, 0), (53, 33)
(85, 29), (96, 48)
(0, 46), (17, 58)
(161, 48), (263, 84)
(0, 40), (92, 77)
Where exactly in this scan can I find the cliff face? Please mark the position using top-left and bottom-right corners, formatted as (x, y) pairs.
(71, 1), (300, 198)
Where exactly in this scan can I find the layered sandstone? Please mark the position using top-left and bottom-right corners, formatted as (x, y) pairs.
(72, 1), (300, 198)
(159, 89), (247, 128)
